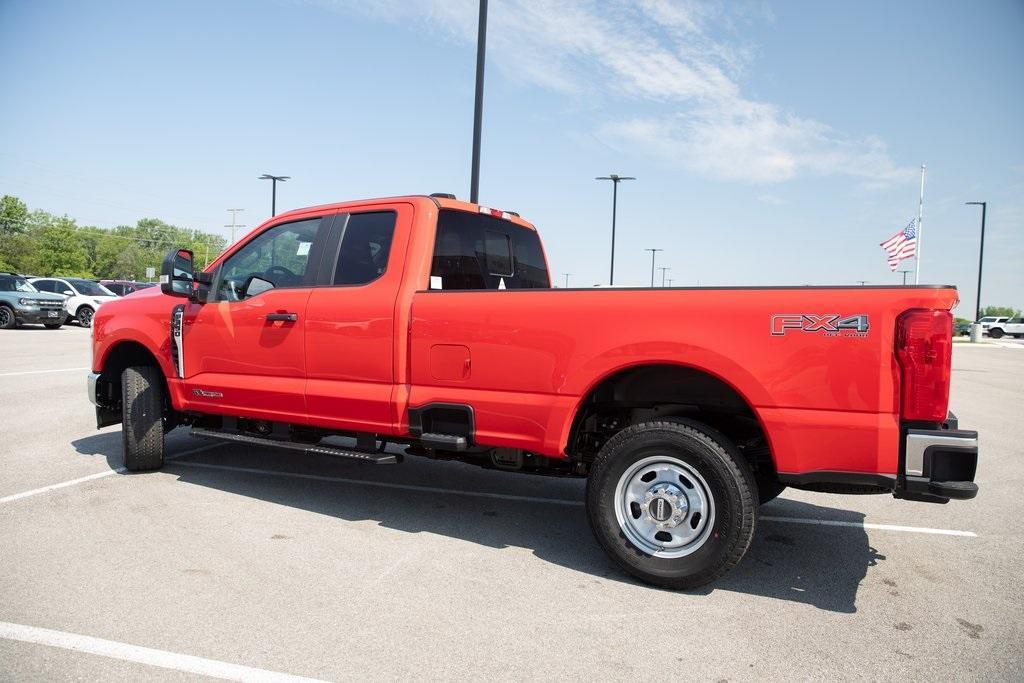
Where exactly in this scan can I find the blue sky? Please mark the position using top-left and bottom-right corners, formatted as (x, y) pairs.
(1, 0), (1021, 311)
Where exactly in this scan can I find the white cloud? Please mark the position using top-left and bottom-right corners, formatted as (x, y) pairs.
(313, 0), (912, 185)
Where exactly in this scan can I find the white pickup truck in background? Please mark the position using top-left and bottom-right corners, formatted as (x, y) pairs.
(986, 316), (1024, 339)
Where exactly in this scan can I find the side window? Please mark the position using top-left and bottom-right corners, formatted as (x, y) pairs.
(33, 280), (54, 293)
(217, 217), (322, 301)
(333, 212), (396, 286)
(431, 210), (551, 290)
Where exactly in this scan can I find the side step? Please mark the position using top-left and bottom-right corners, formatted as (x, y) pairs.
(190, 427), (400, 464)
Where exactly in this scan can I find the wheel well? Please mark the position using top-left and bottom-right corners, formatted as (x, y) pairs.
(95, 342), (167, 414)
(75, 303), (94, 314)
(567, 364), (775, 478)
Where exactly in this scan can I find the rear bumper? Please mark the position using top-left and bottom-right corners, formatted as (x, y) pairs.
(896, 417), (979, 503)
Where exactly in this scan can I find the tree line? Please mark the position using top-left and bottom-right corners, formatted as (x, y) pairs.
(0, 194), (226, 280)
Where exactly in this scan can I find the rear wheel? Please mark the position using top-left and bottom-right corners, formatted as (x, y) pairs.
(122, 365), (165, 471)
(989, 327), (1004, 339)
(76, 306), (94, 328)
(586, 418), (757, 589)
(0, 305), (15, 329)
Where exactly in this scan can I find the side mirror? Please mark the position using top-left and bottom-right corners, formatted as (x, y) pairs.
(62, 290), (74, 297)
(160, 249), (195, 299)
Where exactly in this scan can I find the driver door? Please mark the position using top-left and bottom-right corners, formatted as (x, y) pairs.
(180, 214), (332, 422)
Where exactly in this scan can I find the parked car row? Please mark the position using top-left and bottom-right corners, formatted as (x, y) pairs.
(0, 272), (156, 329)
(953, 316), (1024, 339)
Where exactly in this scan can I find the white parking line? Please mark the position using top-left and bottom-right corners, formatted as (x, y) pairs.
(170, 461), (978, 537)
(0, 620), (326, 682)
(0, 442), (222, 506)
(0, 366), (90, 378)
(760, 515), (977, 537)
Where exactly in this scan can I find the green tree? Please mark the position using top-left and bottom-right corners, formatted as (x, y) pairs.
(980, 306), (1020, 318)
(0, 195), (29, 237)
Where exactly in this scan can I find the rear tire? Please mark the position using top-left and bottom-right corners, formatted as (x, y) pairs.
(76, 305), (94, 328)
(586, 418), (757, 590)
(989, 328), (1004, 339)
(0, 305), (15, 329)
(122, 365), (165, 471)
(44, 323), (62, 329)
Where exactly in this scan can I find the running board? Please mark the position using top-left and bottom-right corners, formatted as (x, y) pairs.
(190, 427), (400, 464)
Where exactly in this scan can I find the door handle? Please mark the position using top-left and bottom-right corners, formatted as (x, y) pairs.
(266, 312), (298, 322)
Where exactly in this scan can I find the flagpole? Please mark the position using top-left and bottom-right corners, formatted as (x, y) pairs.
(915, 164), (925, 284)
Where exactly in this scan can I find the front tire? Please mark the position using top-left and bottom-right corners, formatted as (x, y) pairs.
(76, 306), (94, 328)
(0, 305), (15, 329)
(122, 365), (165, 471)
(586, 418), (757, 589)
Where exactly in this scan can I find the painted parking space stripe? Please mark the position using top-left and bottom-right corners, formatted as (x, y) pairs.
(0, 366), (90, 378)
(170, 460), (978, 537)
(0, 621), (326, 682)
(0, 442), (222, 506)
(760, 515), (977, 537)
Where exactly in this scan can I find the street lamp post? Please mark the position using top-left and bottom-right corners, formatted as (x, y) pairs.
(666, 278), (674, 287)
(258, 174), (290, 216)
(658, 266), (670, 287)
(966, 201), (987, 323)
(644, 248), (663, 287)
(563, 273), (571, 288)
(595, 174), (635, 285)
(469, 0), (488, 203)
(898, 268), (913, 286)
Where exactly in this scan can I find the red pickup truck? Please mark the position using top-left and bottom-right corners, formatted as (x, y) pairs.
(88, 194), (979, 588)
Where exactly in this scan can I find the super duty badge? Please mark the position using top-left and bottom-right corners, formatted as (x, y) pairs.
(771, 314), (869, 337)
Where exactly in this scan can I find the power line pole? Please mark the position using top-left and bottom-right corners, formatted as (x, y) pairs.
(225, 208), (245, 244)
(658, 266), (670, 287)
(469, 0), (488, 203)
(563, 273), (571, 288)
(645, 248), (663, 287)
(259, 174), (290, 216)
(898, 268), (912, 285)
(666, 278), (674, 287)
(595, 174), (635, 285)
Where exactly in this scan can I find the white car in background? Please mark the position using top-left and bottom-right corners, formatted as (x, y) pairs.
(986, 317), (1024, 339)
(976, 316), (1010, 334)
(29, 277), (117, 328)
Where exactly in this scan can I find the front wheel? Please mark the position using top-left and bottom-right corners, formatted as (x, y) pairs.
(586, 419), (757, 589)
(122, 365), (165, 471)
(989, 328), (1004, 339)
(0, 305), (15, 329)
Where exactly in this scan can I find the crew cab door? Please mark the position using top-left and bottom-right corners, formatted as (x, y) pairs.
(304, 204), (411, 433)
(179, 214), (332, 422)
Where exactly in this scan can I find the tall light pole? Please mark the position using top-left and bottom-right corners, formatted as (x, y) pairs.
(658, 266), (670, 287)
(225, 208), (245, 244)
(897, 268), (913, 286)
(563, 273), (571, 288)
(595, 174), (635, 285)
(666, 278), (674, 287)
(966, 201), (987, 322)
(259, 174), (290, 216)
(469, 0), (488, 204)
(644, 248), (663, 287)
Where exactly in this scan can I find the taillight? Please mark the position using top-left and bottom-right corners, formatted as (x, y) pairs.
(895, 309), (952, 422)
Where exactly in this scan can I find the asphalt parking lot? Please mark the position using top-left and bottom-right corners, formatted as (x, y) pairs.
(1, 325), (1021, 680)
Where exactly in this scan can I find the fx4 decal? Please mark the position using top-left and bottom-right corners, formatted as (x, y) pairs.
(771, 314), (870, 337)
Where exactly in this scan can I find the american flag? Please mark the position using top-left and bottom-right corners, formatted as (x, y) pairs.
(880, 219), (917, 271)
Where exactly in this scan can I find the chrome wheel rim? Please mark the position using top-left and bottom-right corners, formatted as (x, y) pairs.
(79, 308), (93, 326)
(614, 455), (715, 558)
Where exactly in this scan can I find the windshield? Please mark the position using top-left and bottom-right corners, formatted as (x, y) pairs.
(0, 275), (37, 293)
(68, 279), (114, 297)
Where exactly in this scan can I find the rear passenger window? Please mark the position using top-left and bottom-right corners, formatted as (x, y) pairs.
(431, 210), (550, 290)
(333, 211), (396, 286)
